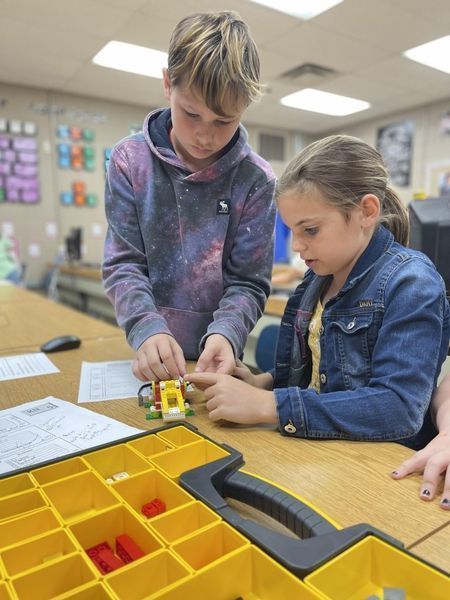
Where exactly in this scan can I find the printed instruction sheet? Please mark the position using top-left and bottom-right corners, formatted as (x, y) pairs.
(78, 360), (142, 403)
(0, 352), (59, 382)
(0, 397), (144, 475)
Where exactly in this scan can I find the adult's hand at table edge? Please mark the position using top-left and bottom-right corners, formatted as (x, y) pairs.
(391, 432), (450, 510)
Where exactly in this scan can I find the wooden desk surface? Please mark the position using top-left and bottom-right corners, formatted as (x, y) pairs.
(409, 522), (450, 573)
(1, 334), (448, 572)
(265, 294), (289, 317)
(58, 264), (101, 281)
(0, 297), (121, 352)
(0, 283), (49, 305)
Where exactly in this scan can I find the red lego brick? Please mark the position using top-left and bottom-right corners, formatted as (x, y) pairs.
(95, 548), (125, 574)
(115, 534), (145, 563)
(141, 498), (166, 518)
(86, 542), (125, 574)
(151, 498), (166, 514)
(86, 541), (112, 559)
(141, 502), (159, 517)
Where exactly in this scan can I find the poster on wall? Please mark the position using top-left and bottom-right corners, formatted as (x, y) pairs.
(425, 160), (450, 198)
(376, 120), (414, 187)
(439, 111), (450, 135)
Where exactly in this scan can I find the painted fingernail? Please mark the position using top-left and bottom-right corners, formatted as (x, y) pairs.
(441, 498), (450, 507)
(421, 488), (431, 497)
(391, 470), (399, 476)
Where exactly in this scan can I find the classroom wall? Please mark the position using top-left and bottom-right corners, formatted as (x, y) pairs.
(0, 81), (150, 286)
(0, 81), (300, 287)
(2, 78), (449, 286)
(326, 97), (450, 206)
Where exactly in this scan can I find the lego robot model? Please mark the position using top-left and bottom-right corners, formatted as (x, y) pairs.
(138, 378), (194, 421)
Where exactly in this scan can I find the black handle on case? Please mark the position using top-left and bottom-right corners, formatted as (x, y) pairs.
(179, 444), (402, 577)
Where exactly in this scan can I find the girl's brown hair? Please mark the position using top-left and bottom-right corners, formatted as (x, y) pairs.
(277, 134), (409, 246)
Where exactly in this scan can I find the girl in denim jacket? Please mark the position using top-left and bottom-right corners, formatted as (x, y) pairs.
(189, 135), (450, 452)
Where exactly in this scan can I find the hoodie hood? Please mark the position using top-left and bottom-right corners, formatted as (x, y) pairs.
(142, 108), (252, 183)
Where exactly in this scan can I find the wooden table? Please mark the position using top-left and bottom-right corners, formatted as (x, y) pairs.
(0, 283), (48, 304)
(1, 334), (448, 573)
(54, 263), (117, 320)
(265, 294), (289, 317)
(0, 287), (122, 352)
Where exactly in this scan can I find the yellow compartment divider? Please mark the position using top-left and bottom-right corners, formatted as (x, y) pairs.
(0, 422), (447, 599)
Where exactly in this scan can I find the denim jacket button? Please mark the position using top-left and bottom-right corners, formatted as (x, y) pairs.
(347, 320), (356, 330)
(284, 422), (297, 434)
(320, 373), (327, 384)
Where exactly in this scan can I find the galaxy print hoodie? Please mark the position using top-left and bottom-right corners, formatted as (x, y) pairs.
(103, 108), (276, 360)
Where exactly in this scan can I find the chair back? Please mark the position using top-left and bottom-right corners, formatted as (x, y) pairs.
(255, 324), (280, 372)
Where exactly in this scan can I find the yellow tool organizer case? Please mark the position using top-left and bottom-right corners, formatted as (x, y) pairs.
(0, 422), (448, 599)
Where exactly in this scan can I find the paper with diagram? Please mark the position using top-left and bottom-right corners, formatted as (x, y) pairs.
(78, 360), (142, 403)
(0, 397), (143, 475)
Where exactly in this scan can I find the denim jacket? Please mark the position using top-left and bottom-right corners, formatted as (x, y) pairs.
(273, 226), (450, 449)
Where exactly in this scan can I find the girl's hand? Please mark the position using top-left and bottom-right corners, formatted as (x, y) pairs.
(391, 432), (450, 510)
(186, 372), (278, 425)
(195, 334), (235, 374)
(133, 334), (186, 381)
(233, 359), (274, 389)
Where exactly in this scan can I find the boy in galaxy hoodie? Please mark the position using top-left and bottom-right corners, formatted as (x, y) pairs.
(103, 11), (276, 382)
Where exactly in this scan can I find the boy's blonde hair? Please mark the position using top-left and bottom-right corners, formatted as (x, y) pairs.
(277, 134), (409, 246)
(167, 11), (261, 116)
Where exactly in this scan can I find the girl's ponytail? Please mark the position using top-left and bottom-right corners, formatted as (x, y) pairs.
(381, 186), (409, 246)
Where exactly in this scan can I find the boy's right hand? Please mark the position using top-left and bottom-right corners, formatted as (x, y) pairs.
(133, 334), (186, 382)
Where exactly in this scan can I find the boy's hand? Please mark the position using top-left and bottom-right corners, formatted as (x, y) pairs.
(391, 431), (450, 509)
(133, 334), (186, 381)
(195, 334), (235, 374)
(186, 372), (277, 425)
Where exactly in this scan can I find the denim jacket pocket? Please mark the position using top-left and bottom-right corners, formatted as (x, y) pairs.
(330, 314), (374, 389)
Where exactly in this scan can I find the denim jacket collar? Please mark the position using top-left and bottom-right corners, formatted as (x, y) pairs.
(340, 225), (394, 294)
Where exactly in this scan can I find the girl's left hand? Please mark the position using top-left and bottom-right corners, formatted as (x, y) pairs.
(186, 372), (278, 425)
(195, 334), (235, 374)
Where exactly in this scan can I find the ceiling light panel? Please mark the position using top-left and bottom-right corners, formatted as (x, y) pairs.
(92, 41), (167, 78)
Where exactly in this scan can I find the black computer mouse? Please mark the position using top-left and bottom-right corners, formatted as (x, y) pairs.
(40, 335), (81, 353)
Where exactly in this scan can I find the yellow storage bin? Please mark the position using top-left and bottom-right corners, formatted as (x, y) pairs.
(150, 440), (230, 480)
(82, 445), (150, 482)
(69, 505), (163, 565)
(0, 488), (47, 523)
(56, 581), (114, 599)
(31, 456), (90, 485)
(156, 545), (323, 599)
(304, 536), (450, 600)
(0, 582), (14, 600)
(10, 553), (98, 600)
(0, 507), (61, 551)
(41, 471), (120, 523)
(1, 528), (79, 577)
(148, 501), (221, 544)
(112, 468), (193, 521)
(156, 425), (203, 447)
(105, 549), (191, 599)
(127, 435), (174, 458)
(170, 521), (249, 571)
(0, 473), (35, 498)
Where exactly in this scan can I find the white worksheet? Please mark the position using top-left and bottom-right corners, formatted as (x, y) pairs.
(0, 352), (59, 381)
(78, 360), (142, 403)
(0, 397), (144, 475)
